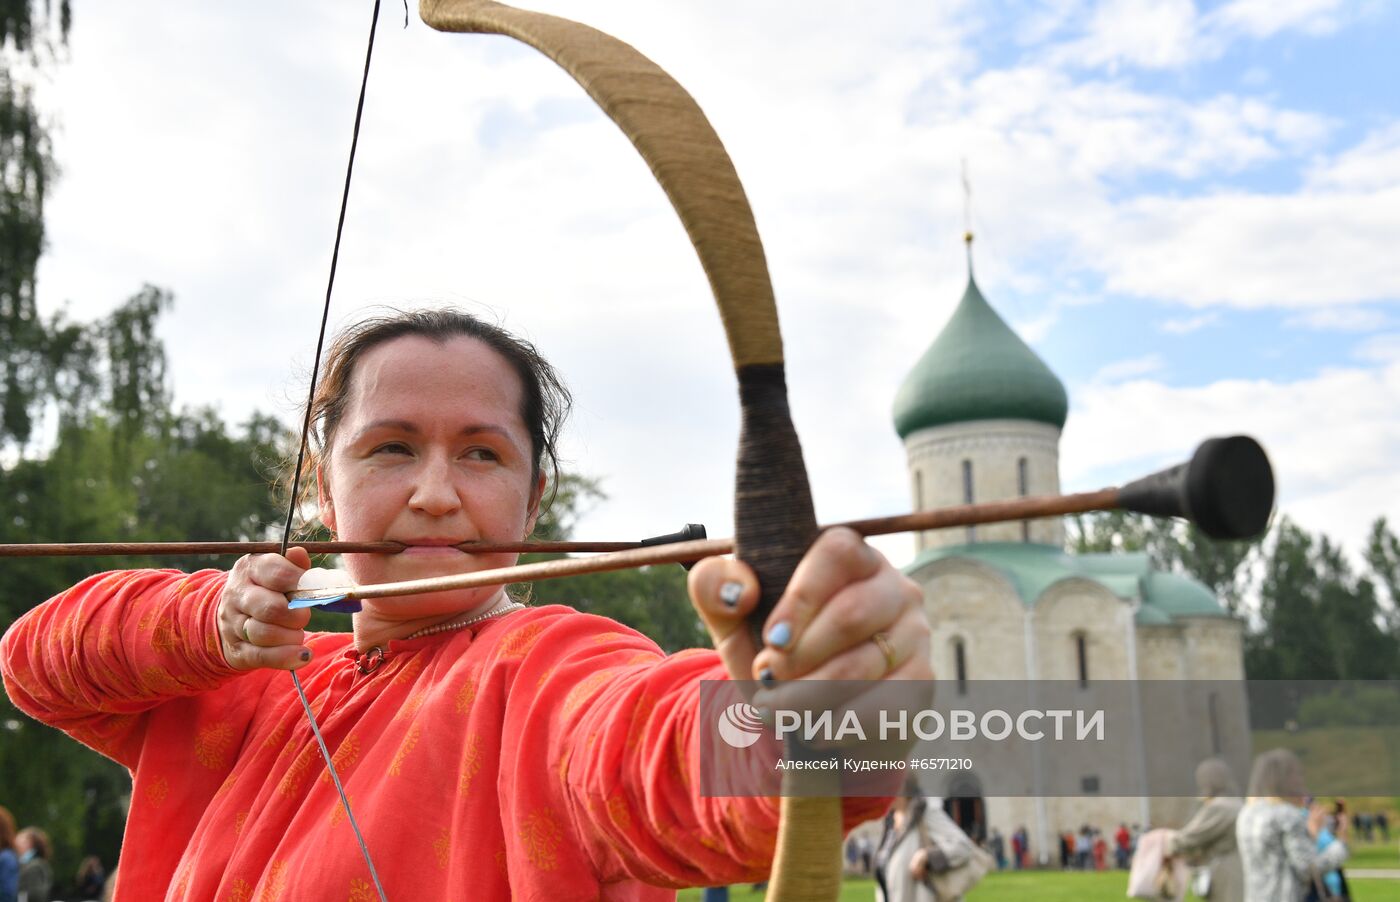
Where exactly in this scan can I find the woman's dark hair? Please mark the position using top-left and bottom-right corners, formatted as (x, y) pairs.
(286, 308), (572, 530)
(17, 826), (49, 859)
(0, 805), (14, 851)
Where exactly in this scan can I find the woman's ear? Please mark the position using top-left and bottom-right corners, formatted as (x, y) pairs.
(317, 463), (337, 535)
(524, 471), (547, 537)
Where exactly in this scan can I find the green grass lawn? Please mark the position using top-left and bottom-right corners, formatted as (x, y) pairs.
(676, 867), (1400, 901)
(1351, 840), (1400, 869)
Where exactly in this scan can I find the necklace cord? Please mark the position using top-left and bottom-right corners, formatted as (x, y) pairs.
(279, 1), (389, 899)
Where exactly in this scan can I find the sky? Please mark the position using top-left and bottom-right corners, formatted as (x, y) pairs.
(28, 0), (1400, 572)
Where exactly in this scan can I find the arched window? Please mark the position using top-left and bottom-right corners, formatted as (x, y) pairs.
(1018, 457), (1030, 542)
(953, 637), (968, 695)
(962, 459), (974, 543)
(1074, 632), (1089, 688)
(1208, 691), (1222, 755)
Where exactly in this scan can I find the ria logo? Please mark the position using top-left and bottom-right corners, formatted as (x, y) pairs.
(717, 702), (766, 748)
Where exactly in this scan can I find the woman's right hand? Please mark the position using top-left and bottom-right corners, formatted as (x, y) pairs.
(218, 547), (315, 671)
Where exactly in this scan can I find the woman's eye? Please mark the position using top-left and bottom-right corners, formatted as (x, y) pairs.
(372, 442), (411, 455)
(464, 447), (500, 462)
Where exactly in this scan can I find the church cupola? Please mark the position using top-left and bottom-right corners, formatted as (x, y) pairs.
(894, 239), (1068, 550)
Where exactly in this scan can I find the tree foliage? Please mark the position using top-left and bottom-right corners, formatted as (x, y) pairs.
(0, 0), (70, 450)
(525, 472), (707, 653)
(0, 289), (292, 889)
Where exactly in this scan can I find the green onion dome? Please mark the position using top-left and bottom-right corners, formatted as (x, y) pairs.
(893, 276), (1068, 438)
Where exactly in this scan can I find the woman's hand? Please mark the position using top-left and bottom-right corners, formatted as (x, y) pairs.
(218, 547), (315, 671)
(687, 527), (931, 688)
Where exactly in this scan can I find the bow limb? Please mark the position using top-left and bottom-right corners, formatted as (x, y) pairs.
(419, 1), (838, 898)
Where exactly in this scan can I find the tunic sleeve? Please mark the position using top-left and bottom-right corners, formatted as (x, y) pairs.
(1166, 801), (1233, 862)
(500, 610), (889, 889)
(0, 569), (240, 768)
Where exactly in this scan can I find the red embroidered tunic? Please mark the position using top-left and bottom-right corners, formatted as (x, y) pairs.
(2, 569), (882, 900)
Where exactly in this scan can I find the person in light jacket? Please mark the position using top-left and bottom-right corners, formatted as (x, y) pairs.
(1165, 758), (1244, 901)
(1237, 749), (1348, 902)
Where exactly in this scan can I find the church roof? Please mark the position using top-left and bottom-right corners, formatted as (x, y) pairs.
(904, 542), (1230, 623)
(892, 276), (1068, 438)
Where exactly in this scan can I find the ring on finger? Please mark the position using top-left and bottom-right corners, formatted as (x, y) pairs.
(871, 631), (897, 675)
(242, 617), (255, 644)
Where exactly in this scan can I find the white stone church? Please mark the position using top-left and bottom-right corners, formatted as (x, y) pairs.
(892, 259), (1250, 860)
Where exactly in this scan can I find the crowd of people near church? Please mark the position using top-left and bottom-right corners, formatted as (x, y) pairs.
(841, 749), (1386, 902)
(0, 806), (111, 902)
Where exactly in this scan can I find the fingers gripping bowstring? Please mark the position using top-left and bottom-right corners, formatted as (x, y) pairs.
(279, 1), (389, 898)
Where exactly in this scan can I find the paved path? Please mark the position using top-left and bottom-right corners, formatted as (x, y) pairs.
(1350, 868), (1400, 878)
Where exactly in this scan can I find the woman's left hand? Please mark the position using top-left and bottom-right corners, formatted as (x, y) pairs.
(687, 527), (932, 690)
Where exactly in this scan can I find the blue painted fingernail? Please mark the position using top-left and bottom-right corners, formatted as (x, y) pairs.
(719, 581), (743, 608)
(758, 667), (776, 687)
(766, 622), (792, 649)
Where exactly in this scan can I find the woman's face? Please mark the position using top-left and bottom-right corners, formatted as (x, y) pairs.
(319, 334), (545, 616)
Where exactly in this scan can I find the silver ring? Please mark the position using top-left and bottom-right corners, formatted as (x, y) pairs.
(242, 618), (254, 644)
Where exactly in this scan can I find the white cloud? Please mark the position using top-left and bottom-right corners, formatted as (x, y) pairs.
(1207, 0), (1348, 40)
(1051, 0), (1201, 70)
(1091, 353), (1167, 382)
(1047, 0), (1358, 72)
(1159, 312), (1219, 334)
(1285, 307), (1391, 332)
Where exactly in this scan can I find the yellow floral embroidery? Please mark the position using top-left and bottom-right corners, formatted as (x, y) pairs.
(348, 877), (376, 902)
(496, 622), (546, 660)
(388, 723), (422, 777)
(225, 877), (252, 902)
(432, 827), (451, 870)
(591, 632), (629, 645)
(606, 793), (633, 832)
(234, 810), (248, 835)
(256, 860), (288, 901)
(674, 728), (692, 792)
(394, 690), (428, 721)
(562, 670), (615, 717)
(214, 771), (238, 800)
(172, 860), (192, 898)
(329, 793), (355, 827)
(141, 665), (183, 693)
(518, 809), (562, 871)
(194, 721), (235, 769)
(454, 674), (478, 714)
(144, 775), (169, 807)
(320, 734), (361, 783)
(392, 656), (425, 685)
(460, 733), (483, 794)
(262, 721), (288, 750)
(278, 747), (317, 797)
(150, 616), (180, 652)
(626, 695), (657, 750)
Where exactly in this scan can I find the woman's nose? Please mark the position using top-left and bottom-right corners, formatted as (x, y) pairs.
(408, 454), (462, 516)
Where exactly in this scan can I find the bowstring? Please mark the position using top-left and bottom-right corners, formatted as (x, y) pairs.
(280, 1), (388, 899)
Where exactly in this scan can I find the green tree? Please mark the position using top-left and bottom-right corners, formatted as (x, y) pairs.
(0, 290), (292, 886)
(524, 472), (708, 653)
(1364, 517), (1400, 631)
(0, 0), (71, 449)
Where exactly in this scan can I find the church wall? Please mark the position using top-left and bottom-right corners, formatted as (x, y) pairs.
(904, 420), (1063, 550)
(915, 558), (1029, 682)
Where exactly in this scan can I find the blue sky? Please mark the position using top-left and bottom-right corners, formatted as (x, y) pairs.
(27, 0), (1400, 568)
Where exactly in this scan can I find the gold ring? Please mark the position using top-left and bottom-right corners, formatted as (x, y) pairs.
(243, 618), (254, 644)
(871, 631), (896, 675)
